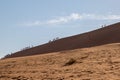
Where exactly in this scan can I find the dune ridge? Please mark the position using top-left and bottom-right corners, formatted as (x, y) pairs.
(4, 22), (120, 58)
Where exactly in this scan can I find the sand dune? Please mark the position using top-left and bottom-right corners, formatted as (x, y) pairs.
(0, 43), (120, 80)
(5, 22), (120, 58)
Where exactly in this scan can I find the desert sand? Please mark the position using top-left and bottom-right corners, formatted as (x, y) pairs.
(0, 43), (120, 80)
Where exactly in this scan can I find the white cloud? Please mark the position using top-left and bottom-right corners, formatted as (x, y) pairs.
(47, 13), (82, 24)
(82, 14), (120, 20)
(23, 13), (82, 26)
(47, 17), (68, 24)
(23, 13), (120, 26)
(103, 15), (120, 20)
(23, 21), (42, 26)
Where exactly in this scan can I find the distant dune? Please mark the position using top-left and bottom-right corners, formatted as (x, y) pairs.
(0, 43), (120, 80)
(4, 22), (120, 58)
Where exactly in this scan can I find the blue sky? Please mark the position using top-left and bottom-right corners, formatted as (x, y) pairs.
(0, 0), (120, 58)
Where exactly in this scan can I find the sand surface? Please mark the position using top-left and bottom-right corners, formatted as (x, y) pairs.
(0, 43), (120, 80)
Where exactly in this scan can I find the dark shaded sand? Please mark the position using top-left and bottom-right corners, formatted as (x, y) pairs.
(5, 22), (120, 58)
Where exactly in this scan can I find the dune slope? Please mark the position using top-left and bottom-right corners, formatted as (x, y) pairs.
(5, 22), (120, 58)
(0, 43), (120, 80)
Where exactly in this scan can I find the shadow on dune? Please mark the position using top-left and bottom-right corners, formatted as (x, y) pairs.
(4, 22), (120, 58)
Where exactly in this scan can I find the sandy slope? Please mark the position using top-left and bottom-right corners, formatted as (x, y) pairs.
(0, 43), (120, 80)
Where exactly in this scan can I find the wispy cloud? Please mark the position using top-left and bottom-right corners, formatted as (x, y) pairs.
(82, 14), (120, 20)
(23, 13), (120, 26)
(47, 13), (82, 24)
(23, 13), (82, 26)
